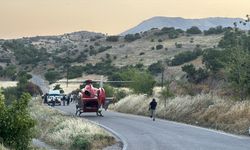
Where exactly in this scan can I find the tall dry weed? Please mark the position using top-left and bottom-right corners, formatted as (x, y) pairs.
(111, 92), (250, 135)
(29, 98), (115, 150)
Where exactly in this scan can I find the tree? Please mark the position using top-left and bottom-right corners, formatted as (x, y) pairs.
(44, 70), (60, 84)
(160, 81), (174, 108)
(148, 61), (164, 75)
(182, 64), (208, 83)
(128, 69), (156, 95)
(53, 84), (64, 93)
(124, 33), (141, 42)
(226, 47), (250, 100)
(0, 93), (35, 150)
(106, 36), (119, 42)
(202, 48), (226, 73)
(186, 26), (202, 34)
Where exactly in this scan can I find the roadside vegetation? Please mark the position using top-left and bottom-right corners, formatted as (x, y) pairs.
(110, 92), (250, 135)
(1, 70), (116, 150)
(111, 18), (250, 136)
(30, 98), (116, 150)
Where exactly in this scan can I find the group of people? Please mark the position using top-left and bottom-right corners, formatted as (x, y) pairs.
(42, 93), (75, 106)
(61, 95), (71, 106)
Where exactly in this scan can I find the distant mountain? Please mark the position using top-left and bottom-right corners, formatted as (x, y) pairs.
(121, 17), (250, 35)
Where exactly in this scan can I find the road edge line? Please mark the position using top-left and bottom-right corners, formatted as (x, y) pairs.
(88, 120), (128, 150)
(52, 107), (127, 150)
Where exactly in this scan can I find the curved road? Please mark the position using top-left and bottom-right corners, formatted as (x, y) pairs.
(56, 103), (250, 150)
(30, 74), (49, 94)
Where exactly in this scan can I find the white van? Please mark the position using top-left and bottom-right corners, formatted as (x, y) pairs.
(47, 90), (62, 105)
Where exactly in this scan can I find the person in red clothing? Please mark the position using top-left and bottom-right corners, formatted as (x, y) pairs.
(149, 98), (157, 121)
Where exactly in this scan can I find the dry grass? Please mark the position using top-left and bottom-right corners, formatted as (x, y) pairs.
(29, 98), (115, 150)
(0, 81), (17, 88)
(110, 92), (250, 135)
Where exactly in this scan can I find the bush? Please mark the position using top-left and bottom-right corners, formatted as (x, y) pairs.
(124, 33), (141, 42)
(170, 49), (202, 66)
(44, 70), (61, 83)
(154, 27), (179, 39)
(127, 69), (156, 95)
(0, 65), (17, 80)
(2, 40), (49, 65)
(104, 84), (115, 97)
(68, 66), (83, 79)
(156, 44), (163, 50)
(114, 89), (127, 102)
(202, 48), (226, 72)
(0, 93), (36, 150)
(83, 60), (118, 76)
(139, 52), (145, 55)
(186, 26), (202, 34)
(175, 42), (182, 48)
(108, 68), (155, 95)
(204, 26), (225, 35)
(106, 36), (119, 42)
(71, 135), (91, 150)
(148, 61), (163, 75)
(98, 46), (112, 53)
(182, 64), (208, 83)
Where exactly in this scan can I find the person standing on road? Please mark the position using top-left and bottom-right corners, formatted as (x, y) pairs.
(62, 95), (66, 106)
(66, 95), (70, 105)
(149, 98), (157, 121)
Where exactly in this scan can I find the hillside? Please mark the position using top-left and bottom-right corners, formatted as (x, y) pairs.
(0, 28), (222, 77)
(121, 17), (249, 35)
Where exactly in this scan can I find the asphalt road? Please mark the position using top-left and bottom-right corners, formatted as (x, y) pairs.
(56, 103), (250, 150)
(30, 74), (49, 94)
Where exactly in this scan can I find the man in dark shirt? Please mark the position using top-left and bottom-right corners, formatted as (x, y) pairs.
(149, 98), (157, 121)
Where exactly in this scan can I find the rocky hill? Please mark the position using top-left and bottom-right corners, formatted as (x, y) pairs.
(0, 27), (223, 81)
(121, 17), (249, 35)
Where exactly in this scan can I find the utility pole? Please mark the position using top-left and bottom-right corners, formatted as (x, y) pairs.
(66, 50), (70, 87)
(161, 65), (164, 89)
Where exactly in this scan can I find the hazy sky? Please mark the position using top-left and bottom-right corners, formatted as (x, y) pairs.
(0, 0), (249, 39)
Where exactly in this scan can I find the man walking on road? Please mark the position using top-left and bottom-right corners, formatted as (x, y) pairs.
(149, 98), (157, 121)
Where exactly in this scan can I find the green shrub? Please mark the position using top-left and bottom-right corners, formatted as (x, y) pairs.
(182, 64), (208, 83)
(0, 65), (17, 80)
(104, 84), (115, 97)
(0, 93), (36, 150)
(98, 46), (112, 53)
(175, 42), (182, 48)
(2, 40), (49, 65)
(127, 69), (156, 95)
(202, 48), (226, 72)
(170, 49), (202, 66)
(124, 33), (141, 42)
(154, 27), (179, 39)
(186, 26), (202, 34)
(204, 26), (225, 35)
(71, 135), (91, 150)
(139, 52), (145, 55)
(68, 66), (83, 79)
(106, 36), (119, 42)
(156, 44), (163, 50)
(44, 70), (61, 83)
(114, 89), (127, 102)
(148, 61), (163, 75)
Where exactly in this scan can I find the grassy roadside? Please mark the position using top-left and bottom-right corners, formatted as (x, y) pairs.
(0, 144), (9, 150)
(29, 97), (116, 150)
(110, 94), (250, 135)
